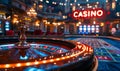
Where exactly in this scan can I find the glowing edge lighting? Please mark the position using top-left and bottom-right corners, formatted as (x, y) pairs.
(0, 44), (90, 69)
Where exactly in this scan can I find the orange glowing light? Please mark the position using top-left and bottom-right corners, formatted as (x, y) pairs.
(56, 58), (60, 61)
(34, 61), (39, 65)
(67, 56), (70, 58)
(43, 60), (47, 63)
(50, 59), (54, 62)
(100, 22), (104, 27)
(5, 64), (10, 68)
(0, 43), (90, 69)
(16, 63), (21, 67)
(62, 57), (65, 59)
(26, 62), (31, 66)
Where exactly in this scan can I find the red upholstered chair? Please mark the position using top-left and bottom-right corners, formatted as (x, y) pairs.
(46, 31), (51, 35)
(57, 32), (63, 35)
(6, 30), (14, 36)
(34, 30), (44, 35)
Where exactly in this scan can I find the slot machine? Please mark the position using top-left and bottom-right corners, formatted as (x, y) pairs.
(4, 21), (10, 31)
(0, 20), (11, 35)
(91, 25), (95, 33)
(88, 25), (90, 34)
(96, 25), (99, 33)
(79, 25), (100, 35)
(79, 25), (82, 34)
(0, 20), (2, 34)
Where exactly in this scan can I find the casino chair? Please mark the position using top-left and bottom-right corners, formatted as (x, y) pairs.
(57, 32), (63, 35)
(46, 31), (51, 35)
(6, 30), (15, 36)
(34, 30), (44, 35)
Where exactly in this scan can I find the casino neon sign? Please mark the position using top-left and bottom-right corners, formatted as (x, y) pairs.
(72, 9), (105, 19)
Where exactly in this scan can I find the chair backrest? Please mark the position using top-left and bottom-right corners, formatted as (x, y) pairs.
(6, 30), (14, 36)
